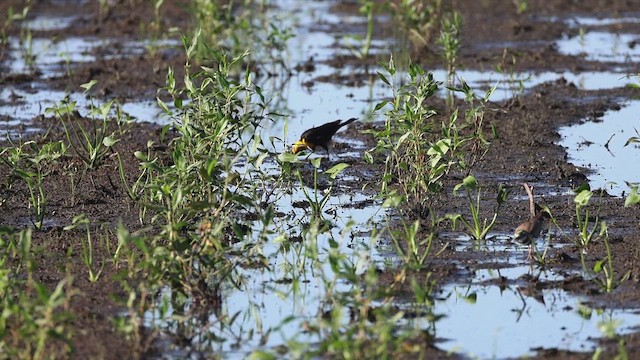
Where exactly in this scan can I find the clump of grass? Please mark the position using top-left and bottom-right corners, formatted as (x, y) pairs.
(45, 81), (120, 172)
(388, 0), (443, 54)
(1, 140), (66, 229)
(0, 228), (76, 359)
(446, 175), (508, 241)
(365, 58), (444, 215)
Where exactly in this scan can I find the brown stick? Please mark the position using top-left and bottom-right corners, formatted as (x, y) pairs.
(523, 183), (535, 217)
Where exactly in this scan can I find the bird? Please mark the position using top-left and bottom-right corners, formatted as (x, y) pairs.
(513, 183), (550, 260)
(291, 118), (357, 155)
(513, 203), (549, 244)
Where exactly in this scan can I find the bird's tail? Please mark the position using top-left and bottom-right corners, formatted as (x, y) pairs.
(340, 117), (358, 128)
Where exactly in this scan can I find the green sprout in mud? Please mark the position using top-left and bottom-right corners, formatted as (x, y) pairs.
(384, 192), (446, 268)
(513, 0), (528, 14)
(0, 228), (76, 359)
(63, 214), (106, 283)
(592, 222), (631, 294)
(623, 131), (640, 207)
(0, 2), (30, 58)
(447, 175), (508, 241)
(45, 81), (119, 172)
(1, 140), (66, 230)
(188, 0), (292, 65)
(573, 186), (604, 248)
(288, 155), (349, 222)
(388, 0), (442, 55)
(367, 58), (446, 214)
(437, 11), (461, 108)
(345, 0), (375, 60)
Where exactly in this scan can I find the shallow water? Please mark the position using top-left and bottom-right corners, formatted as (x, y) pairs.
(559, 100), (640, 196)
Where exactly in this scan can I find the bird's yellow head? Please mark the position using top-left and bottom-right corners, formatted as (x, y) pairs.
(292, 139), (314, 154)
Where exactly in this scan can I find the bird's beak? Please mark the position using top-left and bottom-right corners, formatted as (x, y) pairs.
(292, 140), (312, 154)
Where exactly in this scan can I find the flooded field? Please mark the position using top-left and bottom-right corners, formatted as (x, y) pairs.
(1, 0), (640, 359)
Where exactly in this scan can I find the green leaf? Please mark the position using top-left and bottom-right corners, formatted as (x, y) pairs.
(247, 350), (277, 360)
(577, 303), (593, 320)
(462, 175), (477, 190)
(381, 193), (403, 208)
(377, 71), (391, 86)
(310, 157), (322, 169)
(574, 189), (593, 206)
(374, 100), (389, 112)
(325, 163), (349, 179)
(103, 136), (119, 147)
(574, 183), (591, 193)
(277, 152), (298, 164)
(156, 97), (171, 114)
(427, 139), (451, 157)
(80, 79), (98, 93)
(496, 184), (509, 204)
(459, 291), (477, 304)
(593, 260), (604, 273)
(445, 213), (462, 230)
(625, 187), (640, 207)
(133, 151), (146, 161)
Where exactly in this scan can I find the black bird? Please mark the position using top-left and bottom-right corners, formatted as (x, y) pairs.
(291, 118), (357, 155)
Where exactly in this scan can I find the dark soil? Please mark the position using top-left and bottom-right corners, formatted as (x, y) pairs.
(2, 0), (640, 359)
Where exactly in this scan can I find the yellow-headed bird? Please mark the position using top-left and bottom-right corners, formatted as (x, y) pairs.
(291, 118), (357, 155)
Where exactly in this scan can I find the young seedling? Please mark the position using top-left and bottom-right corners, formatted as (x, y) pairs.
(592, 222), (631, 293)
(447, 175), (508, 241)
(573, 185), (602, 248)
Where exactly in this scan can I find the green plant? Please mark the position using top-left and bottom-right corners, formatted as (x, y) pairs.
(437, 11), (461, 108)
(574, 186), (603, 248)
(592, 222), (631, 293)
(388, 0), (442, 53)
(366, 58), (447, 214)
(0, 2), (31, 61)
(9, 141), (66, 229)
(625, 186), (640, 207)
(45, 81), (119, 171)
(446, 175), (508, 240)
(282, 154), (349, 222)
(448, 78), (498, 169)
(63, 214), (106, 283)
(0, 228), (75, 359)
(345, 1), (375, 60)
(513, 0), (528, 14)
(187, 0), (292, 65)
(383, 191), (446, 268)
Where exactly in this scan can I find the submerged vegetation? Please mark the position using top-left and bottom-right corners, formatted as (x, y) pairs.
(1, 0), (640, 358)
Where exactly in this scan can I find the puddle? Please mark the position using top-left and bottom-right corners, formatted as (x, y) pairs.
(6, 36), (180, 77)
(556, 31), (640, 63)
(144, 185), (383, 358)
(0, 85), (170, 130)
(6, 37), (104, 75)
(559, 100), (640, 196)
(433, 285), (640, 358)
(21, 15), (78, 31)
(432, 69), (635, 102)
(565, 16), (640, 28)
